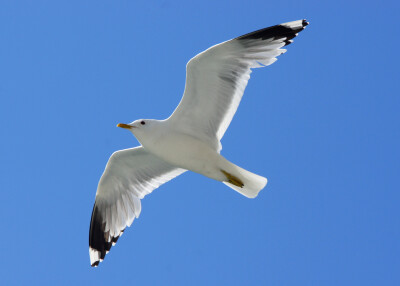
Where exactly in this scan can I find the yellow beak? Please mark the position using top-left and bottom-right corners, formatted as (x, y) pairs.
(117, 123), (134, 129)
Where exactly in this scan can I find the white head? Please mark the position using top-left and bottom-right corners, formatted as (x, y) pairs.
(117, 119), (158, 144)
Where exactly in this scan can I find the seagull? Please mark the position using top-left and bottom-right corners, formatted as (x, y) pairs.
(89, 19), (309, 267)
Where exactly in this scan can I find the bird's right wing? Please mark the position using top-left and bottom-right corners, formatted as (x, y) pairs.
(89, 146), (186, 266)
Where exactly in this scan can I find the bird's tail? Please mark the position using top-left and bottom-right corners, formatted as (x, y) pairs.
(220, 160), (267, 198)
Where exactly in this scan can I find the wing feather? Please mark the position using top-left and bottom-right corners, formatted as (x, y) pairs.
(89, 146), (186, 266)
(168, 20), (308, 151)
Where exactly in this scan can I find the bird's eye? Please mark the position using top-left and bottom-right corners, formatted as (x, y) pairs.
(140, 121), (145, 125)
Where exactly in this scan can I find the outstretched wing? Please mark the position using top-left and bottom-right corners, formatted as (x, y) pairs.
(168, 20), (308, 151)
(89, 146), (186, 266)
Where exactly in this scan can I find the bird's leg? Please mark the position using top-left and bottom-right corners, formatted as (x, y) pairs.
(221, 170), (244, 188)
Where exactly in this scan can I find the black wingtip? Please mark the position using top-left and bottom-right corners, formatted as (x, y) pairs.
(236, 19), (309, 43)
(89, 204), (109, 258)
(89, 203), (126, 267)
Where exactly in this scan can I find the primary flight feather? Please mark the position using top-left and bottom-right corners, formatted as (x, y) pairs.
(89, 19), (309, 267)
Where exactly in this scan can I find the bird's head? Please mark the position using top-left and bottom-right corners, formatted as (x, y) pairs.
(117, 119), (150, 132)
(117, 119), (158, 143)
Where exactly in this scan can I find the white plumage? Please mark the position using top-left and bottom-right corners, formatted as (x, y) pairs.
(89, 147), (186, 265)
(89, 19), (309, 266)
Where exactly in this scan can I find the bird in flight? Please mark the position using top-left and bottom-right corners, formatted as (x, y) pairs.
(89, 19), (309, 267)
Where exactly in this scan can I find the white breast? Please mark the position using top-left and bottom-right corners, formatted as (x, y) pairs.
(142, 129), (224, 181)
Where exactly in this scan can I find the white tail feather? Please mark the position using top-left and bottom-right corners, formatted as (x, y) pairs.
(221, 163), (267, 198)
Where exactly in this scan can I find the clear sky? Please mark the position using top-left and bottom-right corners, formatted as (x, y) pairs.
(0, 0), (399, 285)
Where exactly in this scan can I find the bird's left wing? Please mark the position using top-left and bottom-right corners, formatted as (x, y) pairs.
(89, 146), (186, 266)
(168, 20), (308, 151)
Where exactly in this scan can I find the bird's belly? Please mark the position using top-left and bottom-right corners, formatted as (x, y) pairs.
(145, 133), (224, 181)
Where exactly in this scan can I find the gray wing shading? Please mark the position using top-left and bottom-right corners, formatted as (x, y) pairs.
(89, 146), (186, 266)
(168, 20), (309, 152)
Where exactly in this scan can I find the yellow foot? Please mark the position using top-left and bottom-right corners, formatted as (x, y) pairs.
(221, 169), (244, 188)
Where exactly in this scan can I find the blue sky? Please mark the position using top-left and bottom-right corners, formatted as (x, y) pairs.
(1, 0), (399, 285)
